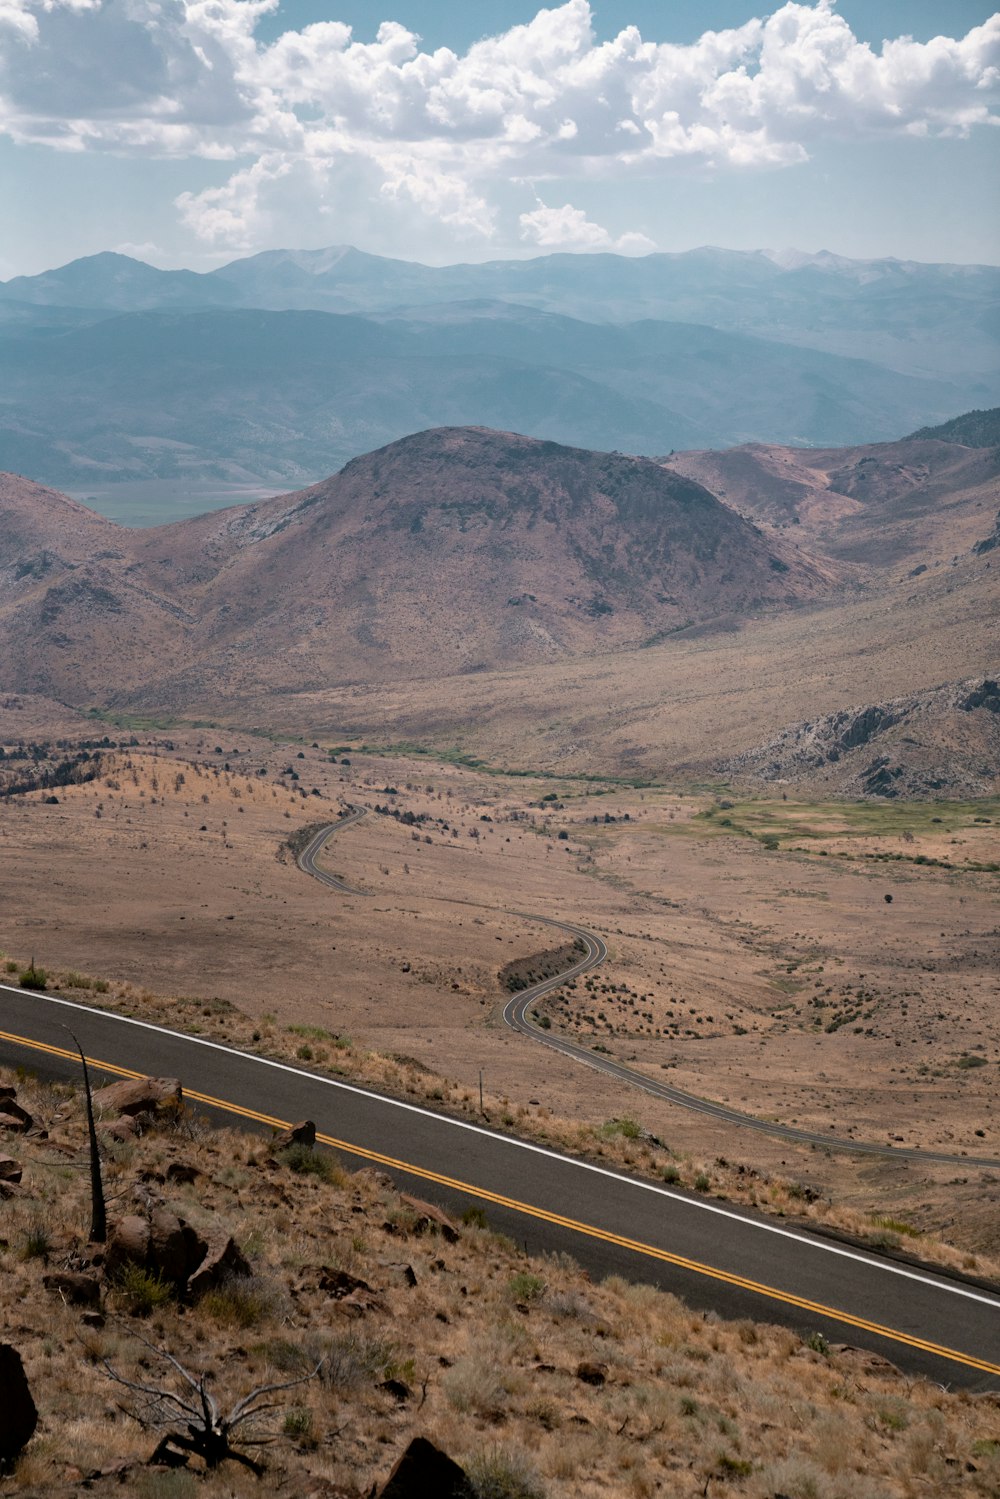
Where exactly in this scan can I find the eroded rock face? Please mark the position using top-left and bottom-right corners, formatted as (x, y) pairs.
(273, 1119), (316, 1150)
(0, 1099), (33, 1134)
(104, 1199), (252, 1299)
(186, 1236), (252, 1299)
(93, 1076), (182, 1119)
(0, 1345), (38, 1467)
(378, 1436), (473, 1499)
(398, 1194), (460, 1244)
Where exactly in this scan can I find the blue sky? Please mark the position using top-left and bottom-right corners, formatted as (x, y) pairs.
(2, 1), (998, 276)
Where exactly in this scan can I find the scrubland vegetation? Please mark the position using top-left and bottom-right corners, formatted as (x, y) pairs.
(3, 1068), (999, 1498)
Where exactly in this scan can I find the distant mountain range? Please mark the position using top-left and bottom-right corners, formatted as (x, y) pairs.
(0, 246), (997, 508)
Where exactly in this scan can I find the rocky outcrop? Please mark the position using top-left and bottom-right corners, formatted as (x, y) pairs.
(720, 677), (1000, 799)
(378, 1436), (473, 1499)
(0, 1096), (34, 1134)
(105, 1205), (250, 1298)
(398, 1195), (460, 1244)
(0, 1345), (37, 1468)
(273, 1119), (316, 1150)
(93, 1076), (182, 1119)
(973, 510), (1000, 555)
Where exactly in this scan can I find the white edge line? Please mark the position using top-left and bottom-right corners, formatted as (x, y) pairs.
(3, 982), (999, 1312)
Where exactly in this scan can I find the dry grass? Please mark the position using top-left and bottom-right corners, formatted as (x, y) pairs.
(1, 727), (998, 1280)
(3, 1066), (998, 1498)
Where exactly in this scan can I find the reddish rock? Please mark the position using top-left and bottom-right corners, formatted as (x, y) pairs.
(273, 1119), (316, 1149)
(187, 1236), (252, 1298)
(43, 1271), (101, 1307)
(337, 1287), (385, 1318)
(399, 1194), (460, 1243)
(93, 1077), (181, 1119)
(378, 1436), (472, 1498)
(0, 1344), (38, 1466)
(106, 1115), (139, 1143)
(165, 1161), (200, 1184)
(149, 1207), (203, 1286)
(0, 1100), (33, 1134)
(354, 1168), (395, 1192)
(104, 1215), (152, 1276)
(317, 1268), (376, 1300)
(0, 1156), (22, 1184)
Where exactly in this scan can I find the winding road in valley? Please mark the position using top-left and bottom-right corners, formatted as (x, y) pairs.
(305, 816), (1000, 1171)
(2, 814), (998, 1389)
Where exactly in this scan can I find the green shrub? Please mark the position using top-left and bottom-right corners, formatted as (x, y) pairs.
(694, 1173), (710, 1192)
(806, 1331), (830, 1357)
(5, 958), (19, 973)
(282, 1406), (313, 1440)
(276, 1142), (336, 1181)
(202, 1273), (286, 1329)
(662, 1165), (681, 1184)
(114, 1264), (173, 1317)
(465, 1444), (546, 1499)
(19, 965), (47, 991)
(507, 1271), (545, 1303)
(461, 1206), (489, 1229)
(20, 1222), (52, 1262)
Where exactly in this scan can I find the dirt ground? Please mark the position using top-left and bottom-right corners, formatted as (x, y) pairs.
(1, 699), (998, 1262)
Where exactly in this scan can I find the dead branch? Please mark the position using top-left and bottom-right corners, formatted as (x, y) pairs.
(101, 1329), (324, 1474)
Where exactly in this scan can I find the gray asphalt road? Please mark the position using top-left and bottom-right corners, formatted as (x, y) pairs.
(1, 982), (998, 1390)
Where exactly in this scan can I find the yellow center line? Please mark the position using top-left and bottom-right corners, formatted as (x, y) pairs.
(4, 1028), (999, 1378)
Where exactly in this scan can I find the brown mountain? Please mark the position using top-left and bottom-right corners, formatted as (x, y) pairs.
(662, 434), (1000, 570)
(0, 427), (837, 711)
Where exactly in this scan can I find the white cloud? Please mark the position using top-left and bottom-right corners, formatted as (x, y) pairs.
(1, 0), (998, 253)
(519, 200), (654, 253)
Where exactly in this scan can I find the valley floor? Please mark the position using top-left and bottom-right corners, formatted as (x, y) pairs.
(1, 699), (998, 1272)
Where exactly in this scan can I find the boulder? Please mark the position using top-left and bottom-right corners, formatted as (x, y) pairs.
(43, 1271), (101, 1307)
(337, 1287), (385, 1318)
(378, 1436), (473, 1499)
(0, 1156), (22, 1184)
(0, 1344), (38, 1467)
(0, 1100), (33, 1134)
(106, 1116), (139, 1143)
(165, 1161), (200, 1185)
(317, 1268), (376, 1300)
(104, 1215), (152, 1277)
(0, 1085), (16, 1103)
(273, 1120), (316, 1150)
(576, 1360), (608, 1387)
(93, 1077), (181, 1119)
(187, 1236), (252, 1298)
(399, 1194), (460, 1244)
(149, 1207), (205, 1286)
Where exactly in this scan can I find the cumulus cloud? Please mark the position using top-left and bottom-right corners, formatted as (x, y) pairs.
(520, 200), (654, 253)
(1, 0), (998, 252)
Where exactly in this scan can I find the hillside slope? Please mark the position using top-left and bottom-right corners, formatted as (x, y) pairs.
(0, 427), (836, 706)
(662, 432), (1000, 568)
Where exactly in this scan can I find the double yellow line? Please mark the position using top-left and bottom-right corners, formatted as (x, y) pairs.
(3, 1027), (999, 1379)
